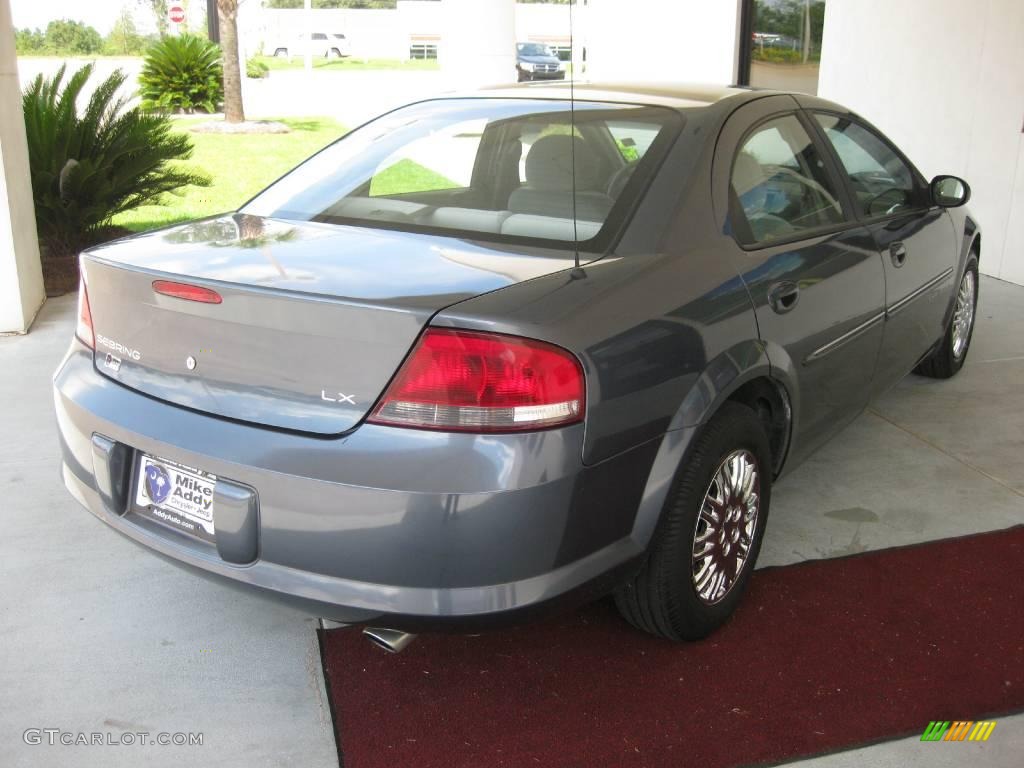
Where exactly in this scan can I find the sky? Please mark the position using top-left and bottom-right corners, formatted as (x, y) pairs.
(10, 0), (177, 35)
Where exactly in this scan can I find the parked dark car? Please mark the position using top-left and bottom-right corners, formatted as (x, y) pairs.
(55, 84), (978, 649)
(516, 41), (566, 81)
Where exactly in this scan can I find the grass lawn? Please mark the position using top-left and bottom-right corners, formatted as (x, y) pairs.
(369, 159), (456, 197)
(253, 56), (439, 72)
(113, 116), (346, 233)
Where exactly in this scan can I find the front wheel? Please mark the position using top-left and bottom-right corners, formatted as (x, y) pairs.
(615, 402), (772, 641)
(916, 256), (979, 379)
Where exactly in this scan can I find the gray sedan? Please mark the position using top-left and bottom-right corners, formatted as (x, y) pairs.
(54, 83), (978, 646)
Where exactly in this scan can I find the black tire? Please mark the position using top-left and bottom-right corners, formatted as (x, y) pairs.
(614, 402), (772, 641)
(915, 255), (979, 379)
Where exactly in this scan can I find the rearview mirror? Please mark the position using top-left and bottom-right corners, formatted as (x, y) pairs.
(931, 175), (971, 208)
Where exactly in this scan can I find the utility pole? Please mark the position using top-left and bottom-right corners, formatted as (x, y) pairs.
(207, 0), (219, 42)
(304, 0), (312, 73)
(802, 0), (811, 64)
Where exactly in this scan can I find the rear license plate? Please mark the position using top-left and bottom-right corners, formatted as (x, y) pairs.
(134, 454), (217, 543)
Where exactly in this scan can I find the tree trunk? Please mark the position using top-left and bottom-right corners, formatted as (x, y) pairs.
(217, 1), (244, 123)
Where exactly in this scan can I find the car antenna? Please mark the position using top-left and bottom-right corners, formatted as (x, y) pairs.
(569, 0), (584, 277)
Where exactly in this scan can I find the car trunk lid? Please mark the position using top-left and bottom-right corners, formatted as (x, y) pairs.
(82, 214), (575, 434)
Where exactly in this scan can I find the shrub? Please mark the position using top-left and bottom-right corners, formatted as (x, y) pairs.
(246, 58), (270, 79)
(43, 19), (104, 55)
(15, 19), (104, 55)
(139, 33), (224, 114)
(22, 64), (209, 259)
(15, 28), (45, 54)
(751, 47), (804, 65)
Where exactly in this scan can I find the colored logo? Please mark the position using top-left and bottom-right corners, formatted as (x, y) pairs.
(144, 463), (172, 505)
(921, 721), (996, 742)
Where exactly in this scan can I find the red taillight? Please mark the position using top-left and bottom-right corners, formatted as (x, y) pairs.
(75, 278), (95, 349)
(369, 329), (585, 432)
(152, 280), (223, 304)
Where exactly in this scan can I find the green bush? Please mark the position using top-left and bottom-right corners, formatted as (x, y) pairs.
(751, 47), (804, 64)
(246, 58), (270, 79)
(15, 28), (46, 54)
(22, 64), (209, 257)
(15, 19), (104, 55)
(139, 33), (224, 114)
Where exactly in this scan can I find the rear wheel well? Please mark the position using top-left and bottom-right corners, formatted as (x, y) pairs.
(724, 378), (790, 476)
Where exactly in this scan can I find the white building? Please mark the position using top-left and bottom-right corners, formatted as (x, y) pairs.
(243, 1), (573, 63)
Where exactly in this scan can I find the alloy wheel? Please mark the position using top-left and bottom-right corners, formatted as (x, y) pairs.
(952, 269), (976, 360)
(691, 449), (761, 605)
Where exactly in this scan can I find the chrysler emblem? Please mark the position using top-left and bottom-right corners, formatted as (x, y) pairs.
(186, 355), (197, 371)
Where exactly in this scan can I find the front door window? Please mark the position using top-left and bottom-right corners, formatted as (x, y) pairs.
(814, 114), (924, 219)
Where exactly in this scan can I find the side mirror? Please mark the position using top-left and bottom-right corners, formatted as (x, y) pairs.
(931, 175), (971, 208)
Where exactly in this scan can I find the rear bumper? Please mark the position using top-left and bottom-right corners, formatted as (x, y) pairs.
(54, 342), (657, 628)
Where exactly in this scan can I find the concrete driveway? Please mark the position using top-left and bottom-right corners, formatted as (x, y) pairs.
(16, 56), (452, 127)
(0, 296), (338, 768)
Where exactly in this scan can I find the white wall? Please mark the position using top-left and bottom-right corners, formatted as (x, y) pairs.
(579, 0), (742, 84)
(0, 0), (45, 334)
(249, 1), (563, 63)
(438, 0), (517, 86)
(249, 2), (443, 61)
(1001, 140), (1024, 285)
(515, 3), (570, 46)
(250, 8), (411, 60)
(819, 0), (1024, 284)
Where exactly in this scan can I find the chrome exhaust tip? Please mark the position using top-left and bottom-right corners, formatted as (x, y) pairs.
(362, 627), (417, 654)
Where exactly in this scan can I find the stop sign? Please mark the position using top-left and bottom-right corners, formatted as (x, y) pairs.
(169, 5), (186, 24)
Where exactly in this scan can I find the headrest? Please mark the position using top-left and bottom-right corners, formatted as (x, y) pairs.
(732, 152), (767, 198)
(524, 135), (601, 191)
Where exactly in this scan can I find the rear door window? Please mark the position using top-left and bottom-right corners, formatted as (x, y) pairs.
(730, 114), (846, 245)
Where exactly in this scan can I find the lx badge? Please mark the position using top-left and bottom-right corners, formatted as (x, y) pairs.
(322, 390), (356, 405)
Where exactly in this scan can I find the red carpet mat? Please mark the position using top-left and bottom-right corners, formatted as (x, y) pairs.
(321, 526), (1024, 768)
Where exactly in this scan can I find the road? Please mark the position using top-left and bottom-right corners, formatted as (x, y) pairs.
(15, 56), (455, 126)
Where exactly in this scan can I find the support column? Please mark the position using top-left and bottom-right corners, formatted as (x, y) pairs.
(582, 0), (741, 84)
(439, 0), (517, 87)
(0, 0), (45, 334)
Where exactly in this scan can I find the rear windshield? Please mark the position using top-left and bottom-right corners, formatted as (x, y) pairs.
(243, 98), (680, 250)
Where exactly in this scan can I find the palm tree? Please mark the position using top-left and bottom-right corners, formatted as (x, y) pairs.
(216, 0), (245, 123)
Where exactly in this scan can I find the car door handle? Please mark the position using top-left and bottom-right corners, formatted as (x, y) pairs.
(890, 242), (908, 267)
(767, 281), (800, 314)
